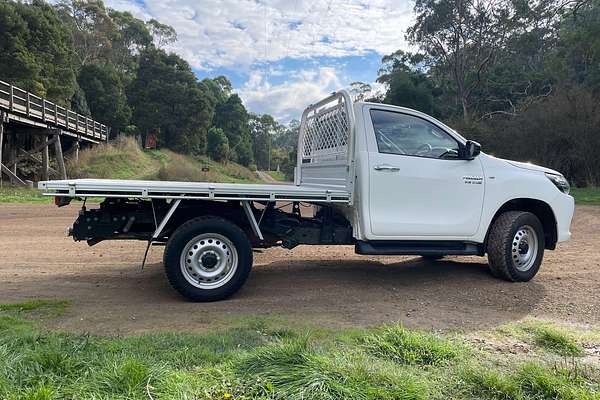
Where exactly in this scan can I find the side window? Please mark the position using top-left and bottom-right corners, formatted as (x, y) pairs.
(370, 109), (460, 159)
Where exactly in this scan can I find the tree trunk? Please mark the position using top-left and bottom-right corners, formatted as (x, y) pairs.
(461, 97), (469, 121)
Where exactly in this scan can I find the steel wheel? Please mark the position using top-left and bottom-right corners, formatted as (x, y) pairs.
(487, 211), (544, 282)
(511, 225), (538, 272)
(180, 233), (238, 289)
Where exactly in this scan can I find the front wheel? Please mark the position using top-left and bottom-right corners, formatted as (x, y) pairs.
(164, 216), (253, 301)
(487, 211), (544, 282)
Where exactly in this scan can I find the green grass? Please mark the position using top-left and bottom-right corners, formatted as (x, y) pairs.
(0, 299), (71, 316)
(0, 187), (51, 204)
(265, 170), (288, 182)
(571, 187), (600, 205)
(66, 137), (259, 183)
(0, 303), (598, 400)
(528, 324), (584, 356)
(362, 324), (461, 365)
(462, 361), (599, 400)
(495, 320), (586, 357)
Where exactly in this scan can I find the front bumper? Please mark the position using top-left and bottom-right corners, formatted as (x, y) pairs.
(552, 193), (574, 243)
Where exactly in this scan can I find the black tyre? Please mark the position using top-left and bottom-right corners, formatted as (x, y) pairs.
(164, 216), (253, 301)
(487, 211), (544, 282)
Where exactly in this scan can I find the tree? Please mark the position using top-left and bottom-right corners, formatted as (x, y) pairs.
(56, 0), (116, 67)
(109, 10), (152, 72)
(0, 0), (76, 104)
(147, 18), (177, 48)
(214, 94), (253, 166)
(207, 127), (229, 161)
(128, 48), (214, 155)
(200, 76), (233, 110)
(554, 0), (600, 93)
(349, 82), (373, 101)
(407, 0), (514, 120)
(377, 51), (441, 115)
(249, 113), (280, 170)
(78, 63), (131, 134)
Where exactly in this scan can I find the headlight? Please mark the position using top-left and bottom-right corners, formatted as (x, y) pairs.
(545, 173), (570, 194)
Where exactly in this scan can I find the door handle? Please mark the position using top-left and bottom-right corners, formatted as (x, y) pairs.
(374, 164), (400, 171)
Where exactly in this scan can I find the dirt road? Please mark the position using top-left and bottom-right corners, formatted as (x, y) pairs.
(0, 203), (598, 334)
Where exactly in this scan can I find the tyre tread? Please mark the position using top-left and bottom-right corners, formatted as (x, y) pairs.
(163, 215), (252, 302)
(487, 211), (543, 282)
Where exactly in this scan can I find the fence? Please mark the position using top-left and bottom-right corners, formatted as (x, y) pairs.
(0, 80), (108, 142)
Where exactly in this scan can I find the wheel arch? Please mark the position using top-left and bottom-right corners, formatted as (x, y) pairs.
(485, 198), (558, 250)
(163, 200), (256, 242)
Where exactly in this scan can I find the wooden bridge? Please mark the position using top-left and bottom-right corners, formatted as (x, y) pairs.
(0, 79), (110, 186)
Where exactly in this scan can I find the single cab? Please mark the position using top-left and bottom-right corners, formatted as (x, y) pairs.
(40, 91), (575, 301)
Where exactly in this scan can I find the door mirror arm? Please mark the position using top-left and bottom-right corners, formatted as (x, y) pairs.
(459, 140), (481, 160)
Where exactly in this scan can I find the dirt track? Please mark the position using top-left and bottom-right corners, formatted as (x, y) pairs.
(0, 203), (598, 334)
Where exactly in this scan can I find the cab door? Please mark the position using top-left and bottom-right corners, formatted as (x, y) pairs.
(366, 107), (484, 238)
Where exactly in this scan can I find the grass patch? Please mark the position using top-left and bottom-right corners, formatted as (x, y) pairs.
(156, 152), (259, 184)
(527, 324), (584, 356)
(68, 137), (156, 180)
(0, 306), (598, 399)
(0, 187), (51, 204)
(238, 337), (428, 399)
(265, 170), (288, 182)
(463, 361), (599, 400)
(571, 187), (600, 205)
(0, 299), (71, 316)
(68, 137), (260, 183)
(362, 324), (461, 365)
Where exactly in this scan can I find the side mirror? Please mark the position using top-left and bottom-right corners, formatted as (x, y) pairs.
(461, 140), (481, 160)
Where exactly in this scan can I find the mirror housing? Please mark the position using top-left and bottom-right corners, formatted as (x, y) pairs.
(460, 140), (481, 160)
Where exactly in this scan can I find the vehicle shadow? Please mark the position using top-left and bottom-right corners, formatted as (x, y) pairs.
(234, 257), (546, 330)
(4, 256), (546, 333)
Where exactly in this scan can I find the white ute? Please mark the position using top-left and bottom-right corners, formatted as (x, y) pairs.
(40, 91), (575, 301)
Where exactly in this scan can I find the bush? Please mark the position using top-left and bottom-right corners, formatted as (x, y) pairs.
(207, 127), (229, 161)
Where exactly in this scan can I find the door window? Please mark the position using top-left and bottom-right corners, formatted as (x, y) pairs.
(370, 109), (460, 159)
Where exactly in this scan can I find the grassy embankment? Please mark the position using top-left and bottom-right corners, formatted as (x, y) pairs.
(265, 170), (288, 182)
(0, 137), (260, 204)
(0, 300), (598, 399)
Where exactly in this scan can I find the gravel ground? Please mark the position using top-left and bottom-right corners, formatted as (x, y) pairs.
(0, 203), (598, 334)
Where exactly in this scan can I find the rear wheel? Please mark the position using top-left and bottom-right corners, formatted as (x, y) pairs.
(164, 216), (252, 301)
(487, 211), (544, 282)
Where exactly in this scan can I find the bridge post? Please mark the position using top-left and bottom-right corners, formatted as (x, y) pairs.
(53, 131), (67, 180)
(72, 139), (80, 162)
(42, 135), (49, 181)
(0, 112), (3, 187)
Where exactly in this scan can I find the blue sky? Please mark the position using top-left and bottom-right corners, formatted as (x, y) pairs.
(105, 0), (414, 122)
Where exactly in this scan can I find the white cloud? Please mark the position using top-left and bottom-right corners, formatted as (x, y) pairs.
(238, 67), (343, 122)
(105, 0), (415, 70)
(103, 0), (414, 120)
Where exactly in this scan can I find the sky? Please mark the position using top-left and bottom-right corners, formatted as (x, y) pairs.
(105, 0), (415, 122)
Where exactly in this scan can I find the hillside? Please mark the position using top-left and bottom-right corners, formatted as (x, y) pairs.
(67, 137), (260, 183)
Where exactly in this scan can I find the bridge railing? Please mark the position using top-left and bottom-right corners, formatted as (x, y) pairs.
(0, 80), (108, 142)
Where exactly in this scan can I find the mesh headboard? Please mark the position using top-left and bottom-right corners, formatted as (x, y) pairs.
(296, 91), (355, 192)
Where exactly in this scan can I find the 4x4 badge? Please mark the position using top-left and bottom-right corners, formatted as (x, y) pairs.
(463, 176), (483, 184)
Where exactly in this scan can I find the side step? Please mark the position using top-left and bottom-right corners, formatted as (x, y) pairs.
(355, 240), (483, 256)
